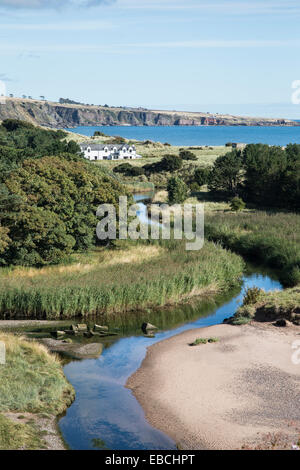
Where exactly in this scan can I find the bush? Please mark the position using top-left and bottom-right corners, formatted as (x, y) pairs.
(179, 150), (197, 161)
(242, 287), (262, 305)
(167, 176), (188, 204)
(113, 163), (145, 177)
(194, 167), (211, 187)
(230, 196), (246, 212)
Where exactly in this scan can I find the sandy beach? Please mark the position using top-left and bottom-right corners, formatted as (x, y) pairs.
(127, 323), (300, 450)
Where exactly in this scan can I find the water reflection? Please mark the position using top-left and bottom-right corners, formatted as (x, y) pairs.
(59, 271), (282, 450)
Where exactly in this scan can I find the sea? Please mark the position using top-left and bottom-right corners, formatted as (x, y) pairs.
(66, 124), (300, 147)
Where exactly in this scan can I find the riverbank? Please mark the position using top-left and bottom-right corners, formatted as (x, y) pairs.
(0, 240), (244, 319)
(127, 322), (300, 450)
(0, 333), (74, 450)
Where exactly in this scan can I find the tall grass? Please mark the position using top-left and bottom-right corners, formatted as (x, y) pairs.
(205, 211), (300, 286)
(0, 240), (244, 319)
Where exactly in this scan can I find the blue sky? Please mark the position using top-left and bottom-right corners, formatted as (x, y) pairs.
(1, 0), (300, 118)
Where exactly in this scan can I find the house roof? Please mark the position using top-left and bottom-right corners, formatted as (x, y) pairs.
(80, 143), (135, 151)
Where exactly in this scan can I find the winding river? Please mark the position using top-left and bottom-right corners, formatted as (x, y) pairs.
(58, 194), (282, 450)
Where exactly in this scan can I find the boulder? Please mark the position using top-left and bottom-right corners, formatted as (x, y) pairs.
(141, 322), (158, 332)
(50, 330), (65, 339)
(93, 324), (109, 332)
(76, 324), (88, 332)
(275, 318), (292, 327)
(40, 338), (103, 360)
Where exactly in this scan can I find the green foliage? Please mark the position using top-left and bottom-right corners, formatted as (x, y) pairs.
(179, 150), (197, 161)
(113, 162), (145, 176)
(0, 156), (127, 266)
(242, 287), (263, 305)
(230, 196), (246, 212)
(0, 240), (244, 319)
(205, 210), (300, 287)
(193, 166), (211, 187)
(207, 143), (300, 210)
(190, 337), (219, 346)
(208, 150), (243, 195)
(93, 131), (107, 137)
(167, 176), (188, 204)
(0, 119), (80, 168)
(144, 154), (183, 174)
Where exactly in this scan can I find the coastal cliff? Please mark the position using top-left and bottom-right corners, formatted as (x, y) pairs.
(0, 97), (297, 128)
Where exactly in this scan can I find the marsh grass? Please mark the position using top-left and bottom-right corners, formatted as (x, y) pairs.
(0, 239), (244, 319)
(205, 211), (300, 286)
(0, 333), (74, 414)
(0, 414), (46, 450)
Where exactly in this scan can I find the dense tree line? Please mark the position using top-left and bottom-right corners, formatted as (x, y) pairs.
(0, 120), (128, 266)
(208, 144), (300, 210)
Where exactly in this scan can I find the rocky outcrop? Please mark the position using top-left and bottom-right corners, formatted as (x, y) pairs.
(0, 98), (298, 129)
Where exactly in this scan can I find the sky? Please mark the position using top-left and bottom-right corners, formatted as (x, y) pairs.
(1, 0), (300, 118)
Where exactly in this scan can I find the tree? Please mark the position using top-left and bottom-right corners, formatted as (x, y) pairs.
(208, 150), (243, 196)
(160, 154), (183, 172)
(167, 176), (188, 204)
(0, 156), (128, 266)
(243, 144), (287, 206)
(194, 167), (211, 187)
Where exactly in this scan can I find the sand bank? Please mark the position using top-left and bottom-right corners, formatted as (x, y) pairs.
(127, 323), (300, 450)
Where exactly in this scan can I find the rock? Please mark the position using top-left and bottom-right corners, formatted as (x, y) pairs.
(93, 324), (109, 332)
(40, 338), (103, 360)
(50, 330), (65, 339)
(141, 322), (158, 332)
(275, 318), (291, 327)
(70, 324), (78, 332)
(144, 334), (155, 338)
(76, 324), (87, 332)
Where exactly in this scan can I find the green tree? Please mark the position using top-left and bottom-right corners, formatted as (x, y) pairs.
(167, 176), (188, 204)
(0, 156), (127, 266)
(208, 150), (243, 195)
(194, 167), (211, 187)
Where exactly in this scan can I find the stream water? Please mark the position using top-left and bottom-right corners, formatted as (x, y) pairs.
(58, 194), (283, 450)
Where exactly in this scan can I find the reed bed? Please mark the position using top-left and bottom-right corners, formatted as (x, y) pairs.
(0, 240), (244, 319)
(205, 211), (300, 286)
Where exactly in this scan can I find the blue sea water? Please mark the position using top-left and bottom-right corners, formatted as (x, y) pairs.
(66, 125), (300, 146)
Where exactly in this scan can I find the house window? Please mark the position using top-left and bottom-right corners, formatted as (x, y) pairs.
(88, 148), (91, 152)
(95, 156), (98, 160)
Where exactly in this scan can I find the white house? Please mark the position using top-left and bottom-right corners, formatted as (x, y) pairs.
(80, 143), (142, 161)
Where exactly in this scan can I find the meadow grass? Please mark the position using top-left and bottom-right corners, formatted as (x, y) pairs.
(0, 239), (244, 319)
(0, 333), (74, 414)
(0, 332), (74, 449)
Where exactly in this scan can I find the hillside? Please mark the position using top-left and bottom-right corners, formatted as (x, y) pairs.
(0, 98), (298, 128)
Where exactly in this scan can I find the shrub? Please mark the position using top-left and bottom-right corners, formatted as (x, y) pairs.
(230, 196), (246, 212)
(242, 287), (262, 305)
(167, 176), (188, 204)
(194, 167), (211, 187)
(179, 150), (197, 161)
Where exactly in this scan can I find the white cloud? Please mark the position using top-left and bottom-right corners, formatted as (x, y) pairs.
(0, 38), (300, 54)
(0, 0), (114, 9)
(0, 20), (115, 31)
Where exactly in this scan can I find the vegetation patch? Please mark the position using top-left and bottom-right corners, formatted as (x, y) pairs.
(190, 337), (219, 346)
(0, 332), (74, 449)
(0, 240), (244, 319)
